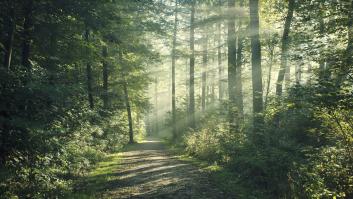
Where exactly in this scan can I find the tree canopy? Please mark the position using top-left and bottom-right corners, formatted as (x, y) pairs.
(0, 0), (352, 198)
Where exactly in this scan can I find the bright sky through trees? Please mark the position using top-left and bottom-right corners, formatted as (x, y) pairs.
(0, 0), (352, 198)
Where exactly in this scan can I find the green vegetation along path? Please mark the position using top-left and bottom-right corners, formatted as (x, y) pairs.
(78, 138), (227, 198)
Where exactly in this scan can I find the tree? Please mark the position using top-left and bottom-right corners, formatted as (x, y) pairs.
(235, 0), (245, 121)
(249, 0), (264, 134)
(276, 0), (295, 96)
(217, 20), (223, 100)
(228, 0), (237, 132)
(85, 28), (94, 109)
(345, 0), (353, 65)
(21, 0), (33, 70)
(123, 77), (134, 144)
(3, 2), (15, 70)
(189, 0), (196, 129)
(171, 0), (178, 140)
(201, 12), (208, 113)
(102, 46), (109, 108)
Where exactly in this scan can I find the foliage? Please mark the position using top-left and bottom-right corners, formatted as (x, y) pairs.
(0, 0), (160, 198)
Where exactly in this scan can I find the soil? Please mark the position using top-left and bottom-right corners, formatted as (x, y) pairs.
(97, 138), (228, 199)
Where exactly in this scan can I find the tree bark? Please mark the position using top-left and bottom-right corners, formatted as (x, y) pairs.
(201, 23), (208, 112)
(171, 0), (178, 140)
(249, 0), (264, 134)
(21, 0), (34, 70)
(318, 17), (326, 80)
(85, 28), (94, 109)
(218, 20), (223, 100)
(3, 6), (15, 70)
(295, 59), (302, 85)
(123, 79), (134, 144)
(189, 0), (196, 129)
(264, 38), (275, 110)
(228, 0), (237, 132)
(154, 77), (159, 134)
(102, 45), (109, 108)
(235, 0), (245, 122)
(346, 0), (353, 65)
(275, 0), (295, 96)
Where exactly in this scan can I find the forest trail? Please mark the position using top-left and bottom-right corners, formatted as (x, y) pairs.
(93, 138), (227, 199)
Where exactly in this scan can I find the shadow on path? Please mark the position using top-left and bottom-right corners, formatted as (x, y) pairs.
(80, 138), (227, 199)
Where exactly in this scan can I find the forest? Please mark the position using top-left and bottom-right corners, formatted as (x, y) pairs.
(0, 0), (352, 198)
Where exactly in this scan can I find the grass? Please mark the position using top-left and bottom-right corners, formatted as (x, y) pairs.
(66, 140), (148, 198)
(167, 144), (243, 198)
(67, 138), (244, 198)
(66, 151), (122, 198)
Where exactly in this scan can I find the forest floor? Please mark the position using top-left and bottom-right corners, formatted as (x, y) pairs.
(72, 138), (233, 199)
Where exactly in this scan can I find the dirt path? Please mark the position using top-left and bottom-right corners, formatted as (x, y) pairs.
(96, 138), (227, 199)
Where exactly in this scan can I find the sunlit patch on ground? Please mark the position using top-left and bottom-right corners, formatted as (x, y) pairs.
(76, 138), (227, 198)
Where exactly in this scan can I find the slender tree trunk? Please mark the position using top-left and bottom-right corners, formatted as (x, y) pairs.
(295, 60), (302, 85)
(85, 28), (94, 109)
(171, 0), (178, 140)
(189, 0), (196, 129)
(236, 0), (245, 121)
(336, 0), (353, 86)
(218, 21), (223, 100)
(185, 59), (189, 107)
(228, 0), (237, 132)
(318, 17), (326, 80)
(185, 59), (189, 129)
(346, 0), (353, 65)
(119, 48), (134, 143)
(154, 77), (159, 134)
(208, 30), (217, 106)
(3, 6), (15, 70)
(284, 61), (291, 90)
(275, 0), (295, 96)
(249, 0), (264, 134)
(22, 0), (34, 70)
(102, 46), (109, 108)
(217, 0), (224, 101)
(201, 24), (208, 112)
(307, 63), (312, 85)
(123, 79), (134, 144)
(74, 63), (80, 84)
(211, 84), (216, 105)
(264, 42), (274, 110)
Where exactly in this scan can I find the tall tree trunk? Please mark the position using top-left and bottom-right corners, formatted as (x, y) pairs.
(119, 49), (134, 143)
(217, 0), (224, 101)
(3, 6), (15, 70)
(318, 17), (326, 80)
(21, 0), (34, 70)
(189, 0), (196, 129)
(228, 0), (237, 132)
(102, 45), (109, 108)
(307, 63), (312, 85)
(123, 79), (134, 144)
(235, 0), (245, 122)
(336, 0), (353, 86)
(249, 0), (264, 134)
(201, 24), (208, 112)
(275, 0), (295, 96)
(85, 28), (94, 109)
(154, 77), (159, 134)
(346, 0), (353, 65)
(185, 59), (189, 107)
(171, 0), (178, 141)
(295, 59), (302, 85)
(185, 59), (189, 129)
(264, 39), (275, 110)
(218, 20), (223, 100)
